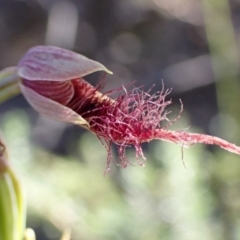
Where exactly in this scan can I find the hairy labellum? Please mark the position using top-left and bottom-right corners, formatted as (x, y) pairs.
(2, 45), (240, 170)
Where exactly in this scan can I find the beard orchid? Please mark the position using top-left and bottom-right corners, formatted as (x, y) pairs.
(2, 46), (240, 170)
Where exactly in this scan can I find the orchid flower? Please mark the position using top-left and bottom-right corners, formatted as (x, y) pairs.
(2, 46), (240, 170)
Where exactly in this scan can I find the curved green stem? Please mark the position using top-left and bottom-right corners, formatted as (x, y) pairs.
(0, 139), (25, 240)
(0, 83), (20, 104)
(0, 67), (21, 104)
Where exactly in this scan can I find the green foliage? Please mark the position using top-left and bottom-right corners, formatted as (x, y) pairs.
(2, 108), (240, 240)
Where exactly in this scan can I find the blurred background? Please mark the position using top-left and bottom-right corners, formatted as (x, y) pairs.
(1, 0), (240, 239)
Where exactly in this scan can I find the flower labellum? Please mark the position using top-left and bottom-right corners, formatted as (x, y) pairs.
(11, 46), (240, 170)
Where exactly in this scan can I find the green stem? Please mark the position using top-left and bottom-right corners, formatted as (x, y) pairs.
(0, 172), (17, 240)
(8, 167), (26, 239)
(0, 83), (20, 104)
(0, 67), (21, 103)
(0, 141), (25, 240)
(0, 74), (19, 88)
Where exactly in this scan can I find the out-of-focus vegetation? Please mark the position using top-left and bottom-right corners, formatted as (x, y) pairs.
(1, 0), (240, 239)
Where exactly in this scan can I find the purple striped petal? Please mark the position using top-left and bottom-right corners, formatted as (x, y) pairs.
(22, 79), (74, 105)
(19, 83), (89, 127)
(18, 46), (112, 81)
